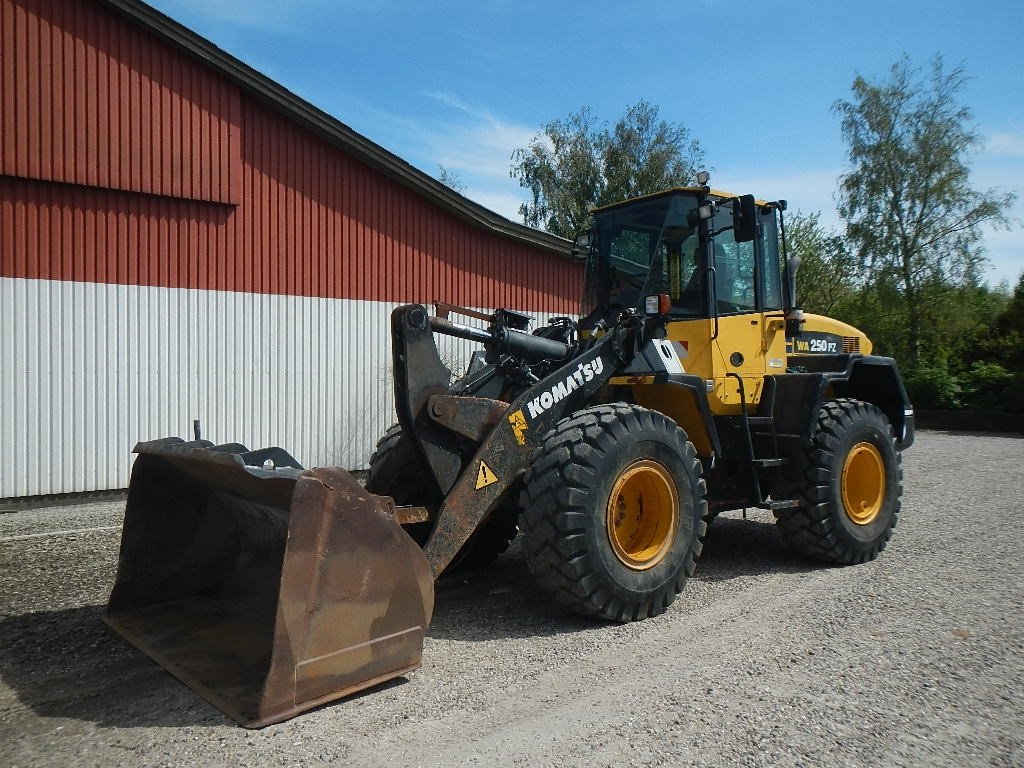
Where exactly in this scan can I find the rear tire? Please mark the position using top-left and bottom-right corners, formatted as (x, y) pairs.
(520, 404), (707, 622)
(367, 425), (519, 566)
(775, 398), (902, 564)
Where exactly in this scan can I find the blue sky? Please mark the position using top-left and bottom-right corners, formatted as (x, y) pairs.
(149, 0), (1023, 286)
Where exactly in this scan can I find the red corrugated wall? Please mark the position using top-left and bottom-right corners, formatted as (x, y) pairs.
(1, 0), (241, 204)
(0, 0), (583, 313)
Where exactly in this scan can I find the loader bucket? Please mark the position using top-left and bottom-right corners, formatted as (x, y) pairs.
(104, 438), (433, 728)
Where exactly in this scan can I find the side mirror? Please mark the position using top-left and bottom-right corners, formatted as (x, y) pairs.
(572, 231), (592, 261)
(732, 194), (757, 243)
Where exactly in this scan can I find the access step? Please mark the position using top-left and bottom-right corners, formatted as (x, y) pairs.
(751, 457), (789, 469)
(761, 498), (801, 511)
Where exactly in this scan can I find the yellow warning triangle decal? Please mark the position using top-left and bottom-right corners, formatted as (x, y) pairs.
(475, 460), (500, 490)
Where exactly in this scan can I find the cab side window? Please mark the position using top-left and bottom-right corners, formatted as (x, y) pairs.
(759, 210), (784, 311)
(711, 207), (756, 314)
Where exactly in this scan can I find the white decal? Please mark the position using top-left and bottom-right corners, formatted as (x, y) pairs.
(527, 357), (605, 419)
(654, 339), (685, 374)
(809, 338), (839, 353)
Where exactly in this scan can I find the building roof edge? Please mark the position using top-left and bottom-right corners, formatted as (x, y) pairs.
(99, 0), (572, 257)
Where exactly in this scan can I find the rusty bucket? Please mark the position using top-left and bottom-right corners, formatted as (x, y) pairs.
(104, 438), (433, 728)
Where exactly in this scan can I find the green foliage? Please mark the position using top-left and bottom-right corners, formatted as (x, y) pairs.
(834, 55), (1016, 366)
(510, 100), (704, 238)
(786, 210), (861, 315)
(437, 165), (466, 194)
(976, 273), (1024, 369)
(959, 361), (1013, 410)
(956, 273), (1024, 411)
(904, 359), (962, 410)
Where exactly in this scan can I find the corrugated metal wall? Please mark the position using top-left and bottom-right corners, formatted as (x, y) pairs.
(0, 277), (511, 497)
(0, 0), (583, 498)
(0, 107), (580, 309)
(1, 0), (241, 203)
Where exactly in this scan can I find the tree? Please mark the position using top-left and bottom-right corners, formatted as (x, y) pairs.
(510, 100), (704, 238)
(786, 210), (861, 316)
(962, 273), (1024, 409)
(833, 55), (1016, 367)
(437, 165), (466, 194)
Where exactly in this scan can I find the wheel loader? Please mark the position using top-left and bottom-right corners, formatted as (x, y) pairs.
(104, 177), (914, 727)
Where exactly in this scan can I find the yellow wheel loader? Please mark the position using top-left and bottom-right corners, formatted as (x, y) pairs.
(105, 178), (914, 727)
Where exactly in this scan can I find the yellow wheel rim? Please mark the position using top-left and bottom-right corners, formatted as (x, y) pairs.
(606, 460), (677, 570)
(841, 442), (885, 525)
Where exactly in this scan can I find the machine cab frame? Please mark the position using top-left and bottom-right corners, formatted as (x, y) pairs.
(583, 188), (789, 416)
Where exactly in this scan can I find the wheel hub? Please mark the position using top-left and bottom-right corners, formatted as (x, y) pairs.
(841, 442), (885, 525)
(606, 460), (677, 570)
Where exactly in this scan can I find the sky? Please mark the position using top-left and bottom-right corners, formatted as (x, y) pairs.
(148, 0), (1024, 287)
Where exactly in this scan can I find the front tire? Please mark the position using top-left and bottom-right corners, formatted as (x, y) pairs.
(775, 398), (902, 564)
(520, 404), (708, 622)
(366, 424), (437, 545)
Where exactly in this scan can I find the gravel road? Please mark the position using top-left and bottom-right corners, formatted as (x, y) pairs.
(1, 429), (1022, 767)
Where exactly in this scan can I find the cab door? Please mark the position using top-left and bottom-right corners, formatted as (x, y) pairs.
(707, 206), (786, 414)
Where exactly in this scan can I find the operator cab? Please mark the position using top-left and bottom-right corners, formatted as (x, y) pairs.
(581, 187), (786, 325)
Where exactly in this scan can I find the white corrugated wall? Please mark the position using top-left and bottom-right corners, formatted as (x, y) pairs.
(1, 276), (548, 498)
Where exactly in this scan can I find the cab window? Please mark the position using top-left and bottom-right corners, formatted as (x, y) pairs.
(711, 207), (756, 314)
(593, 194), (703, 316)
(759, 208), (783, 311)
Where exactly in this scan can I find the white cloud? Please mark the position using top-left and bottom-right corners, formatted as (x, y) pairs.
(981, 132), (1024, 159)
(419, 92), (537, 179)
(713, 168), (844, 228)
(461, 188), (526, 222)
(972, 154), (1024, 284)
(719, 164), (1023, 285)
(342, 92), (539, 224)
(420, 91), (487, 121)
(337, 92), (1024, 284)
(981, 228), (1024, 285)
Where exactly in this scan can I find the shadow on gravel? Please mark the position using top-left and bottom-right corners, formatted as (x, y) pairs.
(925, 429), (1024, 440)
(696, 515), (821, 582)
(0, 517), (819, 726)
(429, 515), (821, 642)
(428, 545), (603, 643)
(0, 605), (229, 728)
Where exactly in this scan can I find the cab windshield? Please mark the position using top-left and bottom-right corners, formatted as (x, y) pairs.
(586, 193), (704, 317)
(584, 191), (785, 319)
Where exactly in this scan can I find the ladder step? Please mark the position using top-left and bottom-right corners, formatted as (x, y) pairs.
(752, 458), (788, 469)
(747, 417), (775, 426)
(763, 498), (801, 511)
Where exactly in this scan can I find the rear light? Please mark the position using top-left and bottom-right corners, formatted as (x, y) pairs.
(645, 294), (671, 315)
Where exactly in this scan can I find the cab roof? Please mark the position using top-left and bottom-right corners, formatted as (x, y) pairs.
(592, 187), (771, 214)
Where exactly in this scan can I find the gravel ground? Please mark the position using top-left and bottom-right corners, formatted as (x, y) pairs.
(1, 429), (1022, 767)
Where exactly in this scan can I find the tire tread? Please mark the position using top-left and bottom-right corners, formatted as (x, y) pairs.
(775, 398), (902, 564)
(520, 403), (708, 621)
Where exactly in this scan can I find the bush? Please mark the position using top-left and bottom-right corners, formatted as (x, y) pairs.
(905, 362), (961, 409)
(960, 361), (1014, 410)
